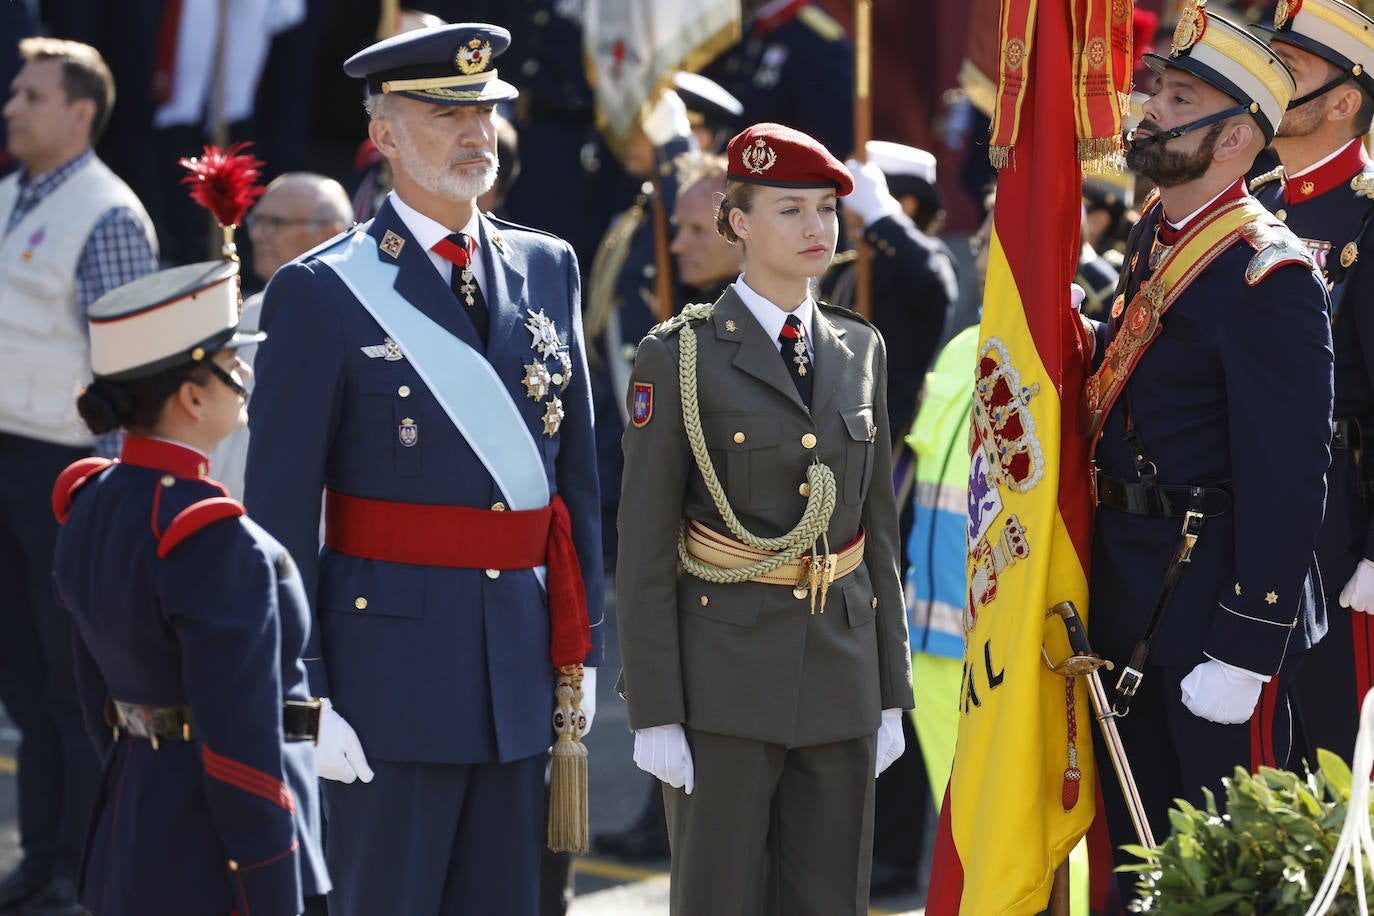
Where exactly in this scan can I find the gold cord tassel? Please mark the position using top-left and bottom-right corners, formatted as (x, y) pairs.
(548, 664), (589, 853)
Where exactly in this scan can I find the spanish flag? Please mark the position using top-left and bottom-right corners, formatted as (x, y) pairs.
(925, 0), (1127, 911)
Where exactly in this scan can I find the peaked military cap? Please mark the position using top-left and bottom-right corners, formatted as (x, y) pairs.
(674, 71), (744, 129)
(344, 23), (519, 106)
(1144, 1), (1295, 141)
(88, 261), (264, 381)
(726, 122), (854, 195)
(1254, 0), (1374, 97)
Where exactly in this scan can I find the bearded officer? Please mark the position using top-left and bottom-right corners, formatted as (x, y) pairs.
(1248, 0), (1374, 767)
(1085, 4), (1332, 861)
(243, 24), (603, 916)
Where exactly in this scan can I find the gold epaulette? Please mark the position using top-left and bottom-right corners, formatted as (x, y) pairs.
(1248, 165), (1286, 193)
(798, 4), (845, 41)
(1352, 172), (1374, 201)
(1240, 219), (1315, 285)
(651, 301), (714, 336)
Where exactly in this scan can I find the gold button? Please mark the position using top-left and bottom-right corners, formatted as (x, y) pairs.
(801, 433), (817, 449)
(227, 859), (239, 872)
(491, 502), (506, 511)
(197, 462), (207, 476)
(871, 597), (879, 609)
(160, 475), (175, 487)
(398, 385), (411, 398)
(486, 569), (500, 579)
(733, 431), (746, 444)
(699, 596), (709, 606)
(798, 482), (811, 496)
(1275, 208), (1287, 222)
(354, 597), (368, 610)
(793, 586), (809, 600)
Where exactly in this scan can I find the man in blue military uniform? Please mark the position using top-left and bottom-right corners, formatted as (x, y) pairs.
(702, 0), (854, 157)
(1248, 0), (1374, 768)
(1084, 5), (1332, 859)
(243, 23), (603, 916)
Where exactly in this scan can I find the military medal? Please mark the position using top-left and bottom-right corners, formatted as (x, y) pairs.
(558, 349), (573, 390)
(542, 397), (565, 437)
(791, 339), (810, 377)
(458, 268), (477, 306)
(1342, 241), (1359, 269)
(525, 308), (562, 357)
(523, 361), (552, 400)
(398, 417), (419, 447)
(361, 337), (405, 361)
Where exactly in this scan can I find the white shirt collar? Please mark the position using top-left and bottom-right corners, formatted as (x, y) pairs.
(1165, 183), (1233, 232)
(732, 275), (815, 360)
(1288, 136), (1361, 180)
(387, 190), (486, 289)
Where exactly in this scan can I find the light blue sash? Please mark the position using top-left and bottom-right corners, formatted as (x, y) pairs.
(317, 230), (550, 512)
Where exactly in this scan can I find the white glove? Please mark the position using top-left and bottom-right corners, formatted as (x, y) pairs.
(1339, 559), (1374, 613)
(632, 723), (694, 794)
(842, 159), (902, 226)
(316, 698), (374, 784)
(579, 667), (597, 739)
(1180, 657), (1269, 725)
(874, 708), (905, 777)
(641, 90), (691, 146)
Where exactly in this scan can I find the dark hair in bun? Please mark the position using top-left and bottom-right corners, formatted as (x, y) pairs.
(75, 363), (210, 435)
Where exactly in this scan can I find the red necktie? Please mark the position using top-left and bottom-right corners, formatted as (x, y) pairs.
(432, 232), (488, 345)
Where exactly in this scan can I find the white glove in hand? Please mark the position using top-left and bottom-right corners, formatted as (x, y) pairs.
(642, 90), (691, 146)
(316, 698), (374, 784)
(1180, 658), (1268, 725)
(1339, 559), (1374, 614)
(579, 667), (597, 739)
(842, 159), (902, 226)
(874, 708), (906, 777)
(632, 723), (694, 794)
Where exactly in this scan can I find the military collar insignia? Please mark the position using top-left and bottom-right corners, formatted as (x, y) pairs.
(490, 231), (506, 254)
(456, 38), (493, 75)
(361, 337), (405, 361)
(725, 319), (738, 333)
(380, 230), (405, 258)
(741, 138), (778, 175)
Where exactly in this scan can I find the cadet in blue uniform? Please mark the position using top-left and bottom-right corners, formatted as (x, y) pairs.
(50, 260), (328, 916)
(1249, 0), (1374, 767)
(243, 24), (603, 916)
(1085, 7), (1332, 860)
(703, 0), (854, 157)
(617, 123), (913, 915)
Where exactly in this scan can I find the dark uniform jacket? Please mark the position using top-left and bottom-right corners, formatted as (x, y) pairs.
(1089, 181), (1334, 676)
(616, 287), (913, 746)
(245, 198), (604, 766)
(1253, 138), (1374, 585)
(52, 438), (328, 916)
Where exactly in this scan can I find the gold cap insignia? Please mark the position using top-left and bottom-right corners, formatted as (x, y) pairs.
(456, 39), (493, 75)
(1172, 0), (1208, 57)
(741, 138), (778, 175)
(1274, 0), (1301, 29)
(380, 230), (405, 258)
(1342, 241), (1359, 268)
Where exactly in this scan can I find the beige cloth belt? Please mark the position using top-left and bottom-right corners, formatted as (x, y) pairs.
(684, 520), (866, 589)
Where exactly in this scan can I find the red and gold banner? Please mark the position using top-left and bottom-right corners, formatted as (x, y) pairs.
(926, 0), (1108, 911)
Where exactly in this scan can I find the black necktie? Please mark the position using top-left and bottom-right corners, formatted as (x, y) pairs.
(778, 314), (812, 406)
(432, 232), (489, 345)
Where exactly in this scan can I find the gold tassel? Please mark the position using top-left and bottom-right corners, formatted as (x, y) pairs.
(1077, 135), (1125, 172)
(547, 664), (589, 854)
(988, 145), (1011, 170)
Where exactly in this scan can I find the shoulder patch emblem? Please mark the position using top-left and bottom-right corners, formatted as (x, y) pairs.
(631, 382), (653, 428)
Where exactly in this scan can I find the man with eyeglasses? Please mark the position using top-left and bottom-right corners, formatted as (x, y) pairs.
(210, 172), (352, 499)
(1248, 0), (1374, 768)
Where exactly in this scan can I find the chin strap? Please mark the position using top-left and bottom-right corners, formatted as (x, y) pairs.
(1126, 103), (1251, 150)
(1287, 72), (1354, 111)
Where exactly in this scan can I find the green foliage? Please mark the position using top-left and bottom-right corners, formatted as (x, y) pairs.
(1125, 752), (1370, 914)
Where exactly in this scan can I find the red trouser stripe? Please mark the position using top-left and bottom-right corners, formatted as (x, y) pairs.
(202, 745), (295, 813)
(1249, 677), (1281, 771)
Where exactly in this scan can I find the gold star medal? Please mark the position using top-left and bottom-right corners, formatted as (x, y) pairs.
(542, 397), (565, 437)
(523, 361), (552, 400)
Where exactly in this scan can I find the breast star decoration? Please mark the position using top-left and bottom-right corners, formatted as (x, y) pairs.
(523, 361), (552, 400)
(543, 397), (565, 437)
(525, 308), (562, 358)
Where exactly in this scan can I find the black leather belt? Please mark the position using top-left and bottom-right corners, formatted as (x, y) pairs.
(1333, 417), (1363, 451)
(109, 698), (321, 746)
(1095, 470), (1232, 518)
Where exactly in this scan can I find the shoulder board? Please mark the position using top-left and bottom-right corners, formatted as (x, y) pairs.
(818, 300), (877, 330)
(650, 301), (715, 336)
(1239, 218), (1316, 285)
(157, 497), (246, 559)
(1352, 172), (1374, 201)
(1248, 165), (1286, 193)
(798, 4), (846, 42)
(52, 457), (115, 524)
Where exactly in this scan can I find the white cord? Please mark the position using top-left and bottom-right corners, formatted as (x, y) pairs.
(1306, 688), (1374, 916)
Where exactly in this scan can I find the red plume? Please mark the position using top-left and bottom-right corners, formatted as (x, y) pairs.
(178, 142), (265, 228)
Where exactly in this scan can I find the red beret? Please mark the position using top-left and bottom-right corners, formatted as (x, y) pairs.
(725, 122), (853, 196)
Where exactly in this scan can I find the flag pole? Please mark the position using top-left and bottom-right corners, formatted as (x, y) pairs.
(651, 170), (676, 323)
(851, 0), (873, 321)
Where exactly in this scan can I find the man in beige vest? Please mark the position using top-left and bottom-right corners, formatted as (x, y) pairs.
(0, 37), (156, 916)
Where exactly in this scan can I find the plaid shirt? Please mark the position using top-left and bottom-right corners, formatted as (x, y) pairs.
(7, 150), (158, 455)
